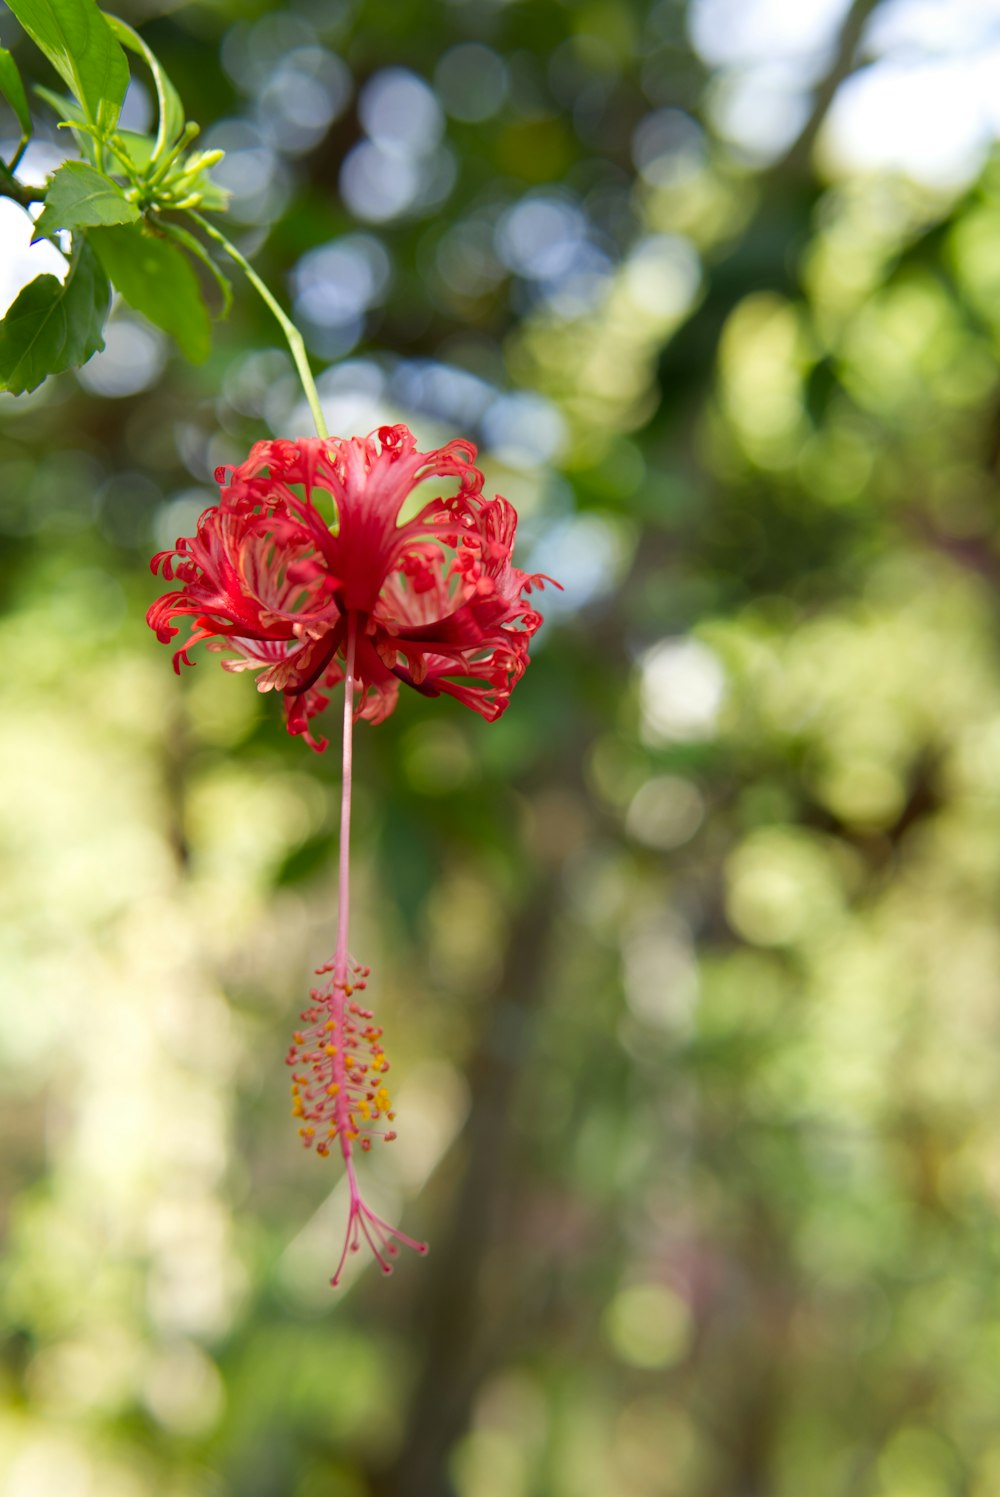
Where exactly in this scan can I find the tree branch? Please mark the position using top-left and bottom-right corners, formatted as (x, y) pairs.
(0, 165), (41, 210)
(773, 0), (884, 182)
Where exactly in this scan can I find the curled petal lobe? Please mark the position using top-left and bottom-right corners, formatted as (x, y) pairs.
(148, 425), (557, 748)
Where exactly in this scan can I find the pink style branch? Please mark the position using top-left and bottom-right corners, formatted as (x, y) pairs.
(148, 425), (559, 1285)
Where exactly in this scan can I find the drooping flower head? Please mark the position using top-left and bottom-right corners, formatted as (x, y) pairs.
(148, 425), (554, 750)
(147, 425), (557, 1287)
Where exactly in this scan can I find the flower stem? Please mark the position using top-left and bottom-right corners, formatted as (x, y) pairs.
(184, 209), (328, 440)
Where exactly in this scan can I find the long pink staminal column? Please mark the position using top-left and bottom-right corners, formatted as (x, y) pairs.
(288, 612), (428, 1285)
(333, 613), (357, 999)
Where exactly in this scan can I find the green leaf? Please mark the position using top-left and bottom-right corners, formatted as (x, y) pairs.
(33, 160), (140, 241)
(104, 16), (184, 162)
(158, 220), (233, 319)
(33, 84), (95, 163)
(0, 238), (109, 395)
(0, 46), (32, 138)
(115, 129), (156, 173)
(6, 0), (129, 134)
(89, 223), (210, 363)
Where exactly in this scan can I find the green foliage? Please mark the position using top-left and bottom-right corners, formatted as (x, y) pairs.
(5, 0), (127, 134)
(160, 217), (234, 317)
(32, 82), (96, 161)
(0, 46), (31, 138)
(104, 13), (184, 163)
(0, 236), (108, 392)
(32, 159), (140, 238)
(0, 0), (232, 386)
(89, 222), (210, 362)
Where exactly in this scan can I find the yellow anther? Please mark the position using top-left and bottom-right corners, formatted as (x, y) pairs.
(324, 1044), (337, 1056)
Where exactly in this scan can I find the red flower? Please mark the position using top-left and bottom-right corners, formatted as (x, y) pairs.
(148, 425), (555, 750)
(148, 425), (558, 1288)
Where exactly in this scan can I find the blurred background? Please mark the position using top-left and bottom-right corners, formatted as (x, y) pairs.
(3, 0), (1000, 1493)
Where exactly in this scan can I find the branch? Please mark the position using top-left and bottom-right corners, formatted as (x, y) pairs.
(657, 0), (890, 398)
(773, 0), (885, 183)
(0, 163), (41, 210)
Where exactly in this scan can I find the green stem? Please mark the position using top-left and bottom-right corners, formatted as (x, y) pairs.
(147, 122), (199, 190)
(104, 134), (143, 181)
(0, 160), (39, 209)
(186, 209), (327, 440)
(10, 132), (30, 174)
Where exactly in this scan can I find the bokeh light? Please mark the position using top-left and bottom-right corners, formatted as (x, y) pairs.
(4, 0), (1000, 1493)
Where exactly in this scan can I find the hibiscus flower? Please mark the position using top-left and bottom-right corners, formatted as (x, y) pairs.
(148, 424), (552, 749)
(148, 425), (557, 1285)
